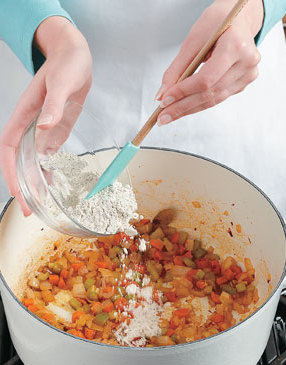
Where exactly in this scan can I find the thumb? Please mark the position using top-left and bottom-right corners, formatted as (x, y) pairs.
(37, 88), (68, 130)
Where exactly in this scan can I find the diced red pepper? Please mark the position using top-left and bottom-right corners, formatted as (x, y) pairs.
(223, 268), (235, 281)
(211, 291), (221, 304)
(230, 264), (242, 275)
(166, 329), (175, 336)
(183, 250), (192, 258)
(174, 308), (190, 318)
(211, 313), (225, 323)
(210, 260), (221, 275)
(154, 250), (164, 261)
(170, 232), (180, 244)
(165, 291), (177, 302)
(216, 276), (228, 286)
(195, 258), (210, 269)
(196, 280), (207, 289)
(173, 256), (184, 266)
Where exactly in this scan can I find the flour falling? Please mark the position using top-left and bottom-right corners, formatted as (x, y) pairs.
(41, 152), (138, 235)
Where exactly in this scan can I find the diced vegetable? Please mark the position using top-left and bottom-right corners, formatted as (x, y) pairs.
(94, 313), (109, 326)
(88, 285), (98, 300)
(193, 248), (207, 259)
(221, 284), (236, 295)
(183, 257), (196, 268)
(69, 298), (82, 310)
(149, 239), (164, 251)
(236, 282), (247, 293)
(150, 227), (165, 240)
(37, 272), (49, 281)
(85, 278), (95, 291)
(153, 209), (175, 226)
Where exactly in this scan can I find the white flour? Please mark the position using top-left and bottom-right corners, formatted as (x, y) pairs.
(41, 152), (138, 235)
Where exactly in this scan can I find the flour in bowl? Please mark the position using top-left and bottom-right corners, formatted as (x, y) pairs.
(41, 152), (138, 235)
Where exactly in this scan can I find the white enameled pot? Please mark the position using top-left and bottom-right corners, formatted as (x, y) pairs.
(0, 148), (285, 365)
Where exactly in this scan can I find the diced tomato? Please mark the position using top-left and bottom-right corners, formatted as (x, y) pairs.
(166, 329), (175, 336)
(67, 329), (85, 339)
(114, 297), (128, 311)
(216, 276), (228, 286)
(84, 327), (96, 340)
(154, 250), (163, 261)
(210, 260), (221, 275)
(174, 308), (190, 318)
(173, 256), (184, 266)
(231, 264), (242, 275)
(187, 269), (198, 281)
(150, 239), (164, 251)
(23, 298), (34, 307)
(170, 232), (180, 244)
(223, 268), (235, 281)
(165, 291), (177, 302)
(210, 313), (225, 323)
(211, 291), (221, 304)
(196, 280), (207, 289)
(28, 304), (39, 313)
(195, 258), (210, 269)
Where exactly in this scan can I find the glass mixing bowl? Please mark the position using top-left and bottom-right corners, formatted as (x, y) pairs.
(16, 101), (131, 237)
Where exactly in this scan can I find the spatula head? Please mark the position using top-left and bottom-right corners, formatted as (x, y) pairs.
(85, 141), (140, 199)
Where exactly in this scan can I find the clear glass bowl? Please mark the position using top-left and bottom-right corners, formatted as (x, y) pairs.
(16, 101), (131, 237)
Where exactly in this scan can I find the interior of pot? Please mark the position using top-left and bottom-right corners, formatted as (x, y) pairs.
(0, 148), (285, 317)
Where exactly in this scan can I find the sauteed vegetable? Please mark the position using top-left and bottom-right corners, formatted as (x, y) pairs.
(22, 208), (259, 347)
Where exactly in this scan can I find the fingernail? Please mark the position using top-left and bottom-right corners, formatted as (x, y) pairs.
(157, 114), (172, 126)
(37, 114), (53, 127)
(155, 84), (166, 100)
(160, 96), (175, 108)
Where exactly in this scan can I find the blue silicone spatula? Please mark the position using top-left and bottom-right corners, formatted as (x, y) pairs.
(86, 0), (249, 199)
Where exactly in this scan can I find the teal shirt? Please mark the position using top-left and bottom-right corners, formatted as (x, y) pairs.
(0, 0), (285, 75)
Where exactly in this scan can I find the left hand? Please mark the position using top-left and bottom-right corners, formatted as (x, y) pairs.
(156, 0), (264, 126)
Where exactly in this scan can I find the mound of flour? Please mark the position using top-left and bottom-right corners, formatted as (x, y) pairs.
(41, 152), (138, 235)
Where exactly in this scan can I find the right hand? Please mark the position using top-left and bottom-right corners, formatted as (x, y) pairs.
(0, 16), (92, 216)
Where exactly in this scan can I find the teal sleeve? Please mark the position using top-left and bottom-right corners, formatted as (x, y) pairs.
(0, 0), (73, 74)
(255, 0), (286, 45)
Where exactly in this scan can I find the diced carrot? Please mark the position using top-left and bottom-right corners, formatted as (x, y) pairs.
(192, 201), (201, 208)
(154, 250), (163, 261)
(165, 291), (177, 302)
(103, 302), (114, 313)
(223, 268), (235, 281)
(211, 291), (221, 304)
(210, 313), (224, 323)
(166, 329), (175, 336)
(130, 244), (139, 252)
(72, 311), (85, 323)
(84, 327), (96, 340)
(58, 277), (65, 289)
(103, 286), (114, 293)
(28, 304), (39, 313)
(174, 308), (190, 318)
(49, 275), (60, 286)
(230, 265), (242, 275)
(114, 232), (129, 245)
(216, 277), (228, 286)
(236, 224), (242, 233)
(95, 262), (109, 269)
(71, 262), (84, 272)
(150, 239), (164, 251)
(41, 312), (55, 322)
(196, 280), (207, 289)
(67, 329), (85, 339)
(23, 298), (34, 307)
(60, 269), (69, 279)
(170, 232), (180, 244)
(173, 256), (184, 266)
(114, 297), (128, 311)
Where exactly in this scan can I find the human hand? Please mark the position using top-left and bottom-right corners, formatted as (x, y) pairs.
(156, 0), (264, 126)
(0, 16), (92, 215)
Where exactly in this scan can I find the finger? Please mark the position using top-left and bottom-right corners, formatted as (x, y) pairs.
(157, 67), (258, 125)
(159, 34), (239, 109)
(37, 86), (69, 130)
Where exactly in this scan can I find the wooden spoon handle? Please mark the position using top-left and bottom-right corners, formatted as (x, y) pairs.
(132, 0), (250, 146)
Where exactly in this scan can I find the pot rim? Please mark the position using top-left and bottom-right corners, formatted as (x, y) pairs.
(1, 146), (285, 351)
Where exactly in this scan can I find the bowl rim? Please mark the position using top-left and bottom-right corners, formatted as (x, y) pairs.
(1, 146), (286, 351)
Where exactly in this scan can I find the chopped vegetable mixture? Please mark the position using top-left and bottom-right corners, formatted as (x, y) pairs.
(22, 208), (259, 347)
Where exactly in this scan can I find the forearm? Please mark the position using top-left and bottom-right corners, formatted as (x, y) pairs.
(0, 0), (73, 74)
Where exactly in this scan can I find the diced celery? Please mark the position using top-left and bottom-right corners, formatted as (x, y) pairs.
(196, 269), (205, 280)
(94, 313), (109, 326)
(88, 285), (98, 300)
(183, 257), (196, 268)
(37, 272), (49, 281)
(193, 248), (207, 259)
(69, 298), (82, 310)
(236, 282), (247, 293)
(221, 284), (236, 295)
(84, 278), (95, 291)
